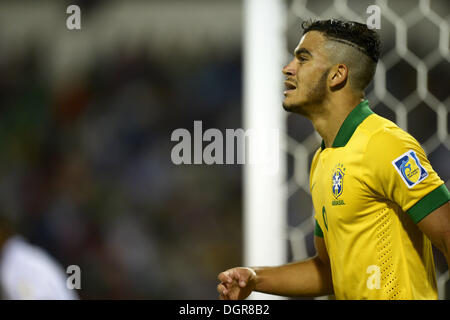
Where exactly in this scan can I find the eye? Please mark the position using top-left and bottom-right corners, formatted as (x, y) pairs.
(297, 56), (307, 63)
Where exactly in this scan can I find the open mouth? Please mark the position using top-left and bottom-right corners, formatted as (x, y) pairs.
(284, 81), (296, 94)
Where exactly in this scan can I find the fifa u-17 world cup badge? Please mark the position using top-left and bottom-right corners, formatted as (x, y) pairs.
(332, 163), (346, 206)
(392, 150), (428, 188)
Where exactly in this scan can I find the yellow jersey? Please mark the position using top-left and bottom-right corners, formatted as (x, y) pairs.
(310, 100), (450, 300)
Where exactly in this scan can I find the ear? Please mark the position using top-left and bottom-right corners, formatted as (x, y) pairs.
(329, 64), (348, 89)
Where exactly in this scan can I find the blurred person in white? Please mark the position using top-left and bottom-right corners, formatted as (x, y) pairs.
(0, 216), (78, 300)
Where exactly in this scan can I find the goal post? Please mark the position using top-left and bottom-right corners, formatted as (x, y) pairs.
(243, 0), (288, 300)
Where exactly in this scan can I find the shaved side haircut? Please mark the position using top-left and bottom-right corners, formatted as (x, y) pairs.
(302, 19), (381, 92)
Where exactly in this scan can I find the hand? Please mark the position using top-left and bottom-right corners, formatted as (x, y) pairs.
(217, 267), (257, 300)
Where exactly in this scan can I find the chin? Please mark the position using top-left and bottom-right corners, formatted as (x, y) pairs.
(282, 100), (309, 116)
(282, 98), (299, 112)
(282, 97), (296, 111)
(282, 101), (291, 111)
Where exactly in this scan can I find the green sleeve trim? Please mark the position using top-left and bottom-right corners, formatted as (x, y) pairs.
(407, 184), (450, 223)
(314, 220), (324, 237)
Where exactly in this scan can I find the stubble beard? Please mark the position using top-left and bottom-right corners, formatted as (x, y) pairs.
(282, 69), (329, 117)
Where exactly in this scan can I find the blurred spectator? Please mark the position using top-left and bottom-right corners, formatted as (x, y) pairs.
(0, 215), (78, 300)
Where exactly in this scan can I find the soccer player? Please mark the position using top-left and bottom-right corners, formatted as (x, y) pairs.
(217, 19), (450, 300)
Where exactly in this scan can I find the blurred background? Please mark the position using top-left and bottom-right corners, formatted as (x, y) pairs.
(0, 0), (447, 299)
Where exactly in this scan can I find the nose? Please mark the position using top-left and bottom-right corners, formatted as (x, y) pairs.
(282, 59), (295, 76)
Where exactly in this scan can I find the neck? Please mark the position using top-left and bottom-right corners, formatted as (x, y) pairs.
(310, 95), (363, 148)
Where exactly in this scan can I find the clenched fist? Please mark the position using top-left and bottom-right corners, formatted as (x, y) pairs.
(217, 267), (257, 300)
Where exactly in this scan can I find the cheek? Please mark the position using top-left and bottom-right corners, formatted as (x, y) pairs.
(296, 64), (313, 83)
(299, 64), (325, 86)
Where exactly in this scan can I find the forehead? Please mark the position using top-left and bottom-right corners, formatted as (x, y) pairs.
(294, 31), (328, 55)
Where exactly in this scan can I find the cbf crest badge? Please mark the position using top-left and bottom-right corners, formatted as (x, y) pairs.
(332, 163), (345, 198)
(392, 150), (428, 188)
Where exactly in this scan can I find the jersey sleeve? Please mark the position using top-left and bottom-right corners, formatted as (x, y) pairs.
(362, 128), (449, 223)
(314, 220), (324, 237)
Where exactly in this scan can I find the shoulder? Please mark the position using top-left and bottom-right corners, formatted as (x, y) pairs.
(0, 237), (77, 299)
(1, 237), (63, 277)
(361, 114), (423, 158)
(310, 147), (322, 173)
(309, 147), (322, 190)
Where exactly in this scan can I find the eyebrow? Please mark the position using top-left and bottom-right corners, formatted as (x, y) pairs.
(294, 48), (313, 57)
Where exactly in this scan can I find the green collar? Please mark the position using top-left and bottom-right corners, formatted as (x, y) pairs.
(321, 99), (373, 150)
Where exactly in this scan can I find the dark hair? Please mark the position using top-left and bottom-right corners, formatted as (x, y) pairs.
(302, 19), (381, 63)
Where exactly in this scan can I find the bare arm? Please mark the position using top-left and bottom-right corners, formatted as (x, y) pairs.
(217, 236), (333, 299)
(417, 201), (450, 268)
(251, 236), (333, 297)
